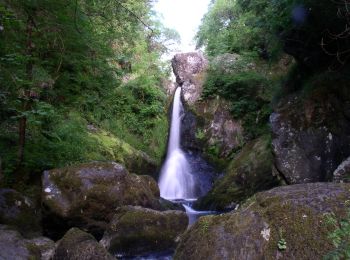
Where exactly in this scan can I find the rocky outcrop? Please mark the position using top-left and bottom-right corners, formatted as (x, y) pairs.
(100, 206), (188, 256)
(172, 52), (208, 105)
(53, 228), (114, 260)
(175, 183), (350, 260)
(172, 52), (244, 159)
(42, 162), (162, 239)
(0, 188), (41, 237)
(271, 93), (350, 184)
(195, 135), (280, 211)
(192, 98), (244, 157)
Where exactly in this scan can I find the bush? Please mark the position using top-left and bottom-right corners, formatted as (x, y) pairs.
(203, 66), (271, 140)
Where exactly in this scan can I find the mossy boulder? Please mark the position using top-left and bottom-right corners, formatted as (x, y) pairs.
(53, 228), (114, 260)
(100, 206), (188, 256)
(42, 162), (162, 239)
(0, 188), (42, 237)
(175, 183), (350, 260)
(90, 130), (158, 177)
(195, 135), (280, 210)
(0, 225), (41, 259)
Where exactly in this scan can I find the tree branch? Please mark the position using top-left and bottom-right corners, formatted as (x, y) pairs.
(115, 0), (154, 33)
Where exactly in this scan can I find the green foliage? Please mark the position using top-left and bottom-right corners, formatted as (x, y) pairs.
(278, 229), (287, 251)
(196, 0), (294, 58)
(203, 62), (272, 140)
(324, 208), (350, 260)
(0, 0), (172, 178)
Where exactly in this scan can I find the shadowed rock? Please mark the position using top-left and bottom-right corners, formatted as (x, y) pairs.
(53, 228), (114, 260)
(100, 206), (188, 256)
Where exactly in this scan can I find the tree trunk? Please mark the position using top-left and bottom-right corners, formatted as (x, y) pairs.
(18, 15), (34, 166)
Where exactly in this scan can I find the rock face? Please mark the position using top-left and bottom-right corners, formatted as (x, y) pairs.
(172, 52), (208, 105)
(271, 94), (350, 184)
(192, 98), (244, 157)
(100, 206), (188, 256)
(0, 188), (41, 237)
(172, 52), (244, 160)
(53, 228), (114, 260)
(195, 135), (280, 210)
(175, 183), (350, 260)
(42, 162), (161, 239)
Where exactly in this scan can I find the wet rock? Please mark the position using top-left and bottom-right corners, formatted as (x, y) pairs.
(195, 135), (280, 211)
(333, 156), (350, 183)
(175, 183), (350, 260)
(158, 198), (185, 211)
(42, 162), (161, 239)
(100, 206), (188, 256)
(0, 225), (41, 259)
(53, 228), (114, 260)
(271, 94), (350, 184)
(0, 188), (41, 237)
(172, 52), (208, 105)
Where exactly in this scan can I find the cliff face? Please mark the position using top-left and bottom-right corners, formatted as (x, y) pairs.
(170, 52), (244, 159)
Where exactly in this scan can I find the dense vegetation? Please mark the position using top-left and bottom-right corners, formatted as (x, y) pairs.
(0, 0), (177, 183)
(196, 0), (350, 141)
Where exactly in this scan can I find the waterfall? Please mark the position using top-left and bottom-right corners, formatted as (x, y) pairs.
(158, 87), (195, 200)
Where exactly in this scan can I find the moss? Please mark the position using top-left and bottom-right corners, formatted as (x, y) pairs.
(89, 130), (158, 176)
(253, 200), (336, 258)
(196, 135), (280, 210)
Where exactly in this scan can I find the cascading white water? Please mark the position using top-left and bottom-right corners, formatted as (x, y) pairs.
(158, 87), (195, 200)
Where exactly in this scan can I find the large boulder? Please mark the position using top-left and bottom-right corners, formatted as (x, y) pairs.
(53, 228), (114, 260)
(175, 183), (350, 260)
(271, 93), (350, 184)
(172, 52), (208, 105)
(195, 135), (280, 211)
(42, 162), (162, 239)
(100, 206), (188, 256)
(0, 188), (41, 237)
